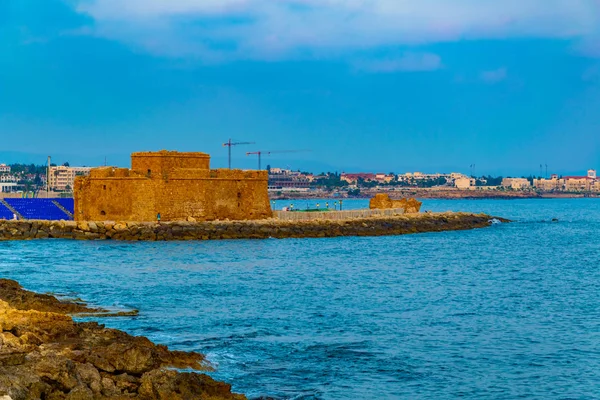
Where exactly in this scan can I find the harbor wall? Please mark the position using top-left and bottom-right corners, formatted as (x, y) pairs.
(0, 212), (496, 241)
(273, 208), (406, 221)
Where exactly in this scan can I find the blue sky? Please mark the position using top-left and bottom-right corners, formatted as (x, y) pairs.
(1, 0), (600, 175)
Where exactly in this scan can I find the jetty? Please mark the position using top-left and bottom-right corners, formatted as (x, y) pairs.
(0, 212), (501, 241)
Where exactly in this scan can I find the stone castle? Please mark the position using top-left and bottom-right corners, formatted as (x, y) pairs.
(74, 151), (272, 222)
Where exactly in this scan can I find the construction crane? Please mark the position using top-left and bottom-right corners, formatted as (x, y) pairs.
(246, 150), (309, 170)
(223, 139), (255, 169)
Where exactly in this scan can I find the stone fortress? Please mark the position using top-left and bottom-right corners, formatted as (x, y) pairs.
(74, 151), (272, 222)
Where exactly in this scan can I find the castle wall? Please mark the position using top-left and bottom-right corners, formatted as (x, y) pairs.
(74, 154), (272, 222)
(74, 177), (156, 221)
(154, 174), (270, 221)
(131, 151), (210, 176)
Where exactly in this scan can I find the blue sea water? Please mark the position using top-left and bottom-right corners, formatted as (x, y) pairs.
(1, 199), (599, 399)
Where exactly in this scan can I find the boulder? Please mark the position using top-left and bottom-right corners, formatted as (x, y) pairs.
(369, 194), (422, 213)
(369, 194), (393, 209)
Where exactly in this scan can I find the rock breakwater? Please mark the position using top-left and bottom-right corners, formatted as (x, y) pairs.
(0, 213), (500, 241)
(0, 279), (245, 400)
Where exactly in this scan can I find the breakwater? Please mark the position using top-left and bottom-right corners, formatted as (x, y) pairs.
(273, 208), (406, 221)
(0, 212), (500, 241)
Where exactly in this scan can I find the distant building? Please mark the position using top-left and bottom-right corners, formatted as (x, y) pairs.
(533, 177), (563, 191)
(375, 173), (395, 183)
(397, 172), (450, 182)
(0, 183), (19, 193)
(0, 164), (10, 173)
(454, 177), (475, 189)
(501, 178), (531, 190)
(340, 173), (376, 184)
(450, 172), (468, 180)
(533, 169), (598, 192)
(563, 176), (595, 192)
(49, 166), (92, 191)
(268, 168), (310, 189)
(0, 175), (17, 183)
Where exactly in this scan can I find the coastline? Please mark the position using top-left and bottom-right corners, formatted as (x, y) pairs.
(0, 212), (504, 241)
(0, 279), (244, 399)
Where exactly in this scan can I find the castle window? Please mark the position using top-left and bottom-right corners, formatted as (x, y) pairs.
(147, 169), (152, 177)
(100, 210), (106, 216)
(103, 185), (106, 190)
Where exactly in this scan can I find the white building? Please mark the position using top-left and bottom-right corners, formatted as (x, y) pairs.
(0, 183), (19, 193)
(0, 175), (17, 183)
(501, 178), (531, 190)
(48, 166), (92, 191)
(0, 164), (10, 173)
(454, 177), (475, 189)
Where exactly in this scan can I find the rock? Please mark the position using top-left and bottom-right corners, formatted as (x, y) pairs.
(186, 216), (197, 222)
(0, 282), (245, 400)
(0, 279), (101, 315)
(139, 370), (245, 400)
(76, 221), (89, 232)
(369, 193), (394, 209)
(369, 194), (422, 213)
(87, 222), (98, 232)
(75, 363), (102, 393)
(65, 385), (94, 400)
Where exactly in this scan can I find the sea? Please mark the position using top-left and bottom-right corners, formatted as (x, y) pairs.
(1, 199), (599, 399)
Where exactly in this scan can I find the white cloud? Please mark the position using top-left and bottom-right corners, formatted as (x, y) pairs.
(73, 0), (600, 59)
(582, 64), (600, 81)
(355, 53), (442, 73)
(480, 68), (508, 84)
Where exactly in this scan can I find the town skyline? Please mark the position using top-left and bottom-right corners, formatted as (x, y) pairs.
(1, 159), (598, 196)
(0, 150), (598, 179)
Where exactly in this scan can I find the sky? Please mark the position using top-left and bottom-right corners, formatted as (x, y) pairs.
(1, 0), (600, 176)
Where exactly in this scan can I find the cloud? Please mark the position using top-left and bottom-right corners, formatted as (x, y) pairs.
(582, 64), (600, 81)
(479, 68), (508, 84)
(72, 0), (600, 60)
(355, 53), (442, 73)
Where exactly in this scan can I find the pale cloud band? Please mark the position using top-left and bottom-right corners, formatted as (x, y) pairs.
(74, 0), (600, 60)
(480, 68), (508, 84)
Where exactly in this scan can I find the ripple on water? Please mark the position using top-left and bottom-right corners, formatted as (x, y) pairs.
(1, 199), (600, 399)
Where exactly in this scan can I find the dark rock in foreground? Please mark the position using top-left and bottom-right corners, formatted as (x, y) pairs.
(0, 212), (504, 241)
(0, 279), (245, 400)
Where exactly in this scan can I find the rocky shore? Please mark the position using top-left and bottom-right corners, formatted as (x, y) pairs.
(0, 279), (245, 400)
(0, 212), (502, 241)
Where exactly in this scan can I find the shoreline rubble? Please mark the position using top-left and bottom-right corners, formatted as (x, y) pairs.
(0, 279), (245, 400)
